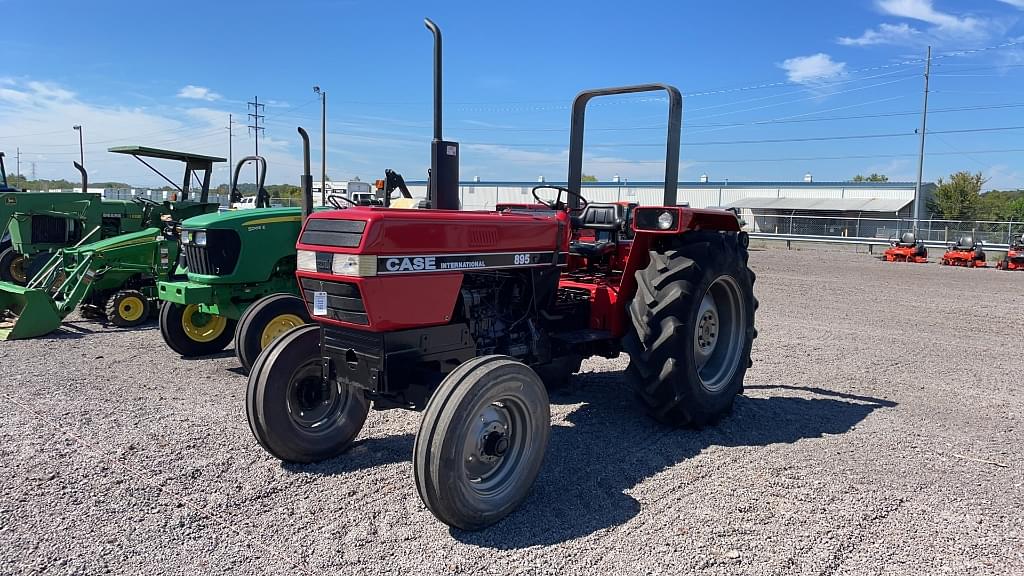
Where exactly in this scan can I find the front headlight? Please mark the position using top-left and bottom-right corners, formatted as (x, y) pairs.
(332, 254), (375, 276)
(181, 230), (191, 244)
(194, 231), (207, 246)
(297, 249), (317, 272)
(657, 210), (674, 230)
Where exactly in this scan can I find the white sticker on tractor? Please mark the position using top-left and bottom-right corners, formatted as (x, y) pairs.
(313, 291), (328, 316)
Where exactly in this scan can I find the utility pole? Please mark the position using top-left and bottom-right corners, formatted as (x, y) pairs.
(913, 46), (931, 232)
(313, 86), (327, 206)
(227, 113), (234, 173)
(247, 97), (265, 184)
(31, 162), (36, 181)
(16, 147), (20, 179)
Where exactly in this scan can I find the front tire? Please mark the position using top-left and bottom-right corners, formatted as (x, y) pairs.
(234, 293), (311, 374)
(105, 289), (151, 328)
(246, 324), (369, 463)
(414, 355), (550, 530)
(159, 301), (236, 357)
(622, 231), (756, 427)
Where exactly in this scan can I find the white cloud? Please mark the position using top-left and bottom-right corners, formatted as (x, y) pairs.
(876, 0), (982, 34)
(838, 23), (921, 46)
(176, 85), (221, 101)
(996, 0), (1024, 9)
(778, 53), (847, 84)
(0, 78), (303, 186)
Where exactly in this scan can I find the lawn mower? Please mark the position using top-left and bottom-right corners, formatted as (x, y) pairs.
(882, 231), (928, 263)
(246, 19), (757, 531)
(996, 234), (1024, 271)
(940, 235), (987, 268)
(0, 147), (222, 285)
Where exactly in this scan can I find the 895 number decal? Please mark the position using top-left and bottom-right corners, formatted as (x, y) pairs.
(513, 253), (535, 265)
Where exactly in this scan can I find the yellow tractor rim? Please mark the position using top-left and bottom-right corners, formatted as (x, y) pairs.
(117, 296), (146, 322)
(259, 313), (305, 349)
(181, 304), (228, 343)
(9, 255), (27, 284)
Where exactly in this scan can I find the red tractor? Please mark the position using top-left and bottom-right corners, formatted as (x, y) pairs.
(940, 235), (987, 268)
(997, 234), (1024, 271)
(246, 20), (756, 530)
(883, 232), (928, 263)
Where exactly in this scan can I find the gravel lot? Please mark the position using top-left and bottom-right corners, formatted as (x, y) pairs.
(1, 246), (1022, 575)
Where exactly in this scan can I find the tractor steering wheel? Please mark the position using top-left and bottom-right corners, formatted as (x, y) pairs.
(132, 196), (165, 225)
(531, 185), (588, 211)
(327, 194), (357, 209)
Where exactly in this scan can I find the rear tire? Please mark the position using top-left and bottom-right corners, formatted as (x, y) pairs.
(622, 231), (756, 427)
(159, 301), (236, 357)
(234, 293), (311, 374)
(414, 355), (550, 530)
(105, 289), (151, 328)
(0, 247), (27, 285)
(246, 324), (369, 463)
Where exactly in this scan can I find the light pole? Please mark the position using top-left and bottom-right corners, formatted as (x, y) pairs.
(313, 86), (326, 206)
(72, 125), (84, 170)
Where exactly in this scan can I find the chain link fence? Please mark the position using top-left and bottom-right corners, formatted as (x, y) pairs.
(743, 210), (1022, 245)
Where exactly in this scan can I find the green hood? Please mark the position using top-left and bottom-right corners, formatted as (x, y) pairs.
(181, 206), (303, 230)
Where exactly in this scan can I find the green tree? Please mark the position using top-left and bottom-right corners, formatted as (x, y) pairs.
(926, 171), (986, 220)
(851, 173), (888, 182)
(581, 174), (598, 182)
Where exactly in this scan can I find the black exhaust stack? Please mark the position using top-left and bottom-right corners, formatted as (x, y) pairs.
(424, 18), (460, 210)
(298, 127), (314, 218)
(74, 161), (87, 194)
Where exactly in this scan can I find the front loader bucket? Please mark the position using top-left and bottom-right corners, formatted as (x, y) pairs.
(0, 282), (64, 340)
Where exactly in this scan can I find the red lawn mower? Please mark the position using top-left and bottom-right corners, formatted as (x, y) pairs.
(940, 235), (987, 268)
(997, 234), (1024, 271)
(883, 232), (928, 263)
(246, 20), (757, 530)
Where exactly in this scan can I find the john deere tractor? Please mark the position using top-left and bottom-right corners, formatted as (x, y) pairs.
(0, 147), (223, 285)
(156, 155), (311, 371)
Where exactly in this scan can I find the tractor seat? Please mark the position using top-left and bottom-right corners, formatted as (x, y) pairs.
(569, 203), (624, 260)
(897, 232), (918, 247)
(955, 235), (976, 250)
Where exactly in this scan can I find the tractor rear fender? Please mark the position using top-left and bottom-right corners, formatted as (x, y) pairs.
(631, 207), (741, 235)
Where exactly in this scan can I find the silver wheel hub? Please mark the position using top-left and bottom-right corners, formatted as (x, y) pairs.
(465, 403), (511, 477)
(692, 275), (746, 394)
(695, 295), (719, 359)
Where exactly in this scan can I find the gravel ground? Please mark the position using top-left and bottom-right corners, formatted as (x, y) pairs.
(1, 247), (1022, 575)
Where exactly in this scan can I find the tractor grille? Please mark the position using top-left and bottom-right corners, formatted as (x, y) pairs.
(300, 277), (368, 325)
(300, 219), (366, 248)
(183, 229), (241, 276)
(31, 215), (80, 244)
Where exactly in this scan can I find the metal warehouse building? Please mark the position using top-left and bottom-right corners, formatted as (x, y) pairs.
(406, 178), (932, 227)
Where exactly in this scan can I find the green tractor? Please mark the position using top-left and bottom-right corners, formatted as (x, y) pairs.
(0, 147), (223, 285)
(157, 155), (311, 372)
(0, 215), (182, 340)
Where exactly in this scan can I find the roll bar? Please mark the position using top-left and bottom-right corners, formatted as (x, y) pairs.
(567, 84), (682, 208)
(230, 156), (269, 208)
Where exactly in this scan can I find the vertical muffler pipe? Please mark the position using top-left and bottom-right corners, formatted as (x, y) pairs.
(298, 127), (313, 218)
(74, 161), (87, 194)
(424, 17), (460, 210)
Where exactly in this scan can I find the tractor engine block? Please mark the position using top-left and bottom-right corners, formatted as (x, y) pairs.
(458, 272), (538, 360)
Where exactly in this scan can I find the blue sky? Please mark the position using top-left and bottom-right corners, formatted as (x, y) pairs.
(1, 0), (1023, 189)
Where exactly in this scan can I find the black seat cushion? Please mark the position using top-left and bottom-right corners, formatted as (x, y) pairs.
(569, 204), (623, 260)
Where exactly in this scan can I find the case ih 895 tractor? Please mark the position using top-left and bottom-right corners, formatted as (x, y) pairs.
(247, 19), (757, 530)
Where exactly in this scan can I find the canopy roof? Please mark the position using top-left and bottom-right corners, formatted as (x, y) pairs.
(724, 196), (912, 213)
(107, 146), (225, 164)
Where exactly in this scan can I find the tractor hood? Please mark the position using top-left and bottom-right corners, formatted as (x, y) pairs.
(66, 227), (162, 254)
(180, 206), (303, 230)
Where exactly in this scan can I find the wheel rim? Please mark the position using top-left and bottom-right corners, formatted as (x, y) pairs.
(286, 359), (348, 430)
(693, 275), (746, 394)
(462, 395), (533, 498)
(118, 296), (146, 322)
(259, 313), (304, 349)
(9, 255), (26, 284)
(180, 304), (227, 342)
